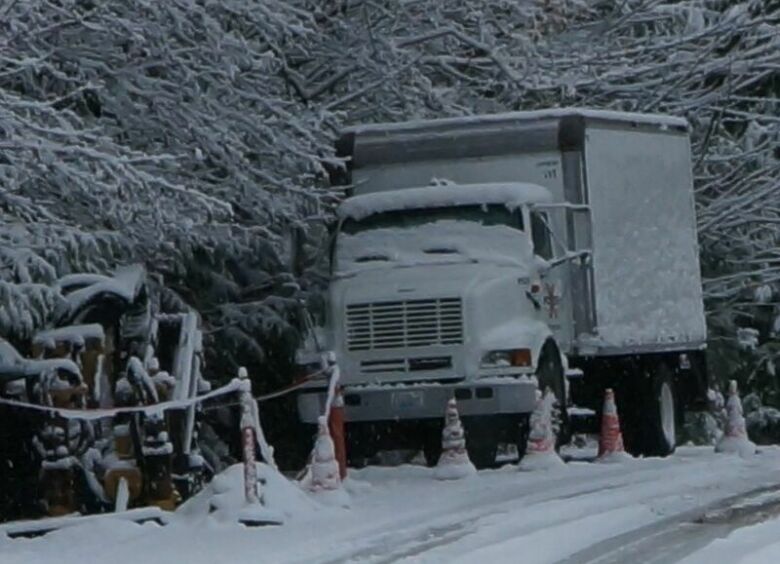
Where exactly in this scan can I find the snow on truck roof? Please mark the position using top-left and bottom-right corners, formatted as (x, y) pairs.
(343, 108), (688, 135)
(337, 182), (552, 221)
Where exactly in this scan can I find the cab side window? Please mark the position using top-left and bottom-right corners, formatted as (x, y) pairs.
(531, 212), (553, 260)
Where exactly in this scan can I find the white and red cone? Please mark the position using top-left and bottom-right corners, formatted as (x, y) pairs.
(519, 388), (565, 471)
(309, 416), (342, 492)
(715, 380), (756, 457)
(434, 398), (476, 480)
(597, 389), (633, 463)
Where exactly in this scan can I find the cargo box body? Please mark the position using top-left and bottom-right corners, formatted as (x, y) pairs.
(337, 109), (707, 356)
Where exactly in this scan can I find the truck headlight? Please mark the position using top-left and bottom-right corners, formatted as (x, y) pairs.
(480, 348), (532, 368)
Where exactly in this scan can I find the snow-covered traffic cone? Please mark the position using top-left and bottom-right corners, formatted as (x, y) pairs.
(519, 388), (565, 471)
(329, 387), (348, 480)
(306, 416), (350, 507)
(434, 398), (476, 480)
(597, 389), (632, 463)
(715, 380), (756, 457)
(310, 416), (342, 491)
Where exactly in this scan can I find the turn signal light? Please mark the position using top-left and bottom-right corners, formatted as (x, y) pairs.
(511, 349), (532, 367)
(480, 348), (533, 368)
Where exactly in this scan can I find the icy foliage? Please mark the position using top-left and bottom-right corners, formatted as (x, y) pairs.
(1, 0), (777, 391)
(1, 0), (338, 370)
(737, 328), (760, 351)
(294, 0), (778, 325)
(682, 411), (722, 446)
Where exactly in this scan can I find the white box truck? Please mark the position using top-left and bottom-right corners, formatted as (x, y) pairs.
(297, 109), (709, 467)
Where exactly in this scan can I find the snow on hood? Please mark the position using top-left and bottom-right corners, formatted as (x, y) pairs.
(335, 220), (532, 275)
(337, 182), (552, 222)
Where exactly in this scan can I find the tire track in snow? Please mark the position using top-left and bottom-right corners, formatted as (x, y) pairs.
(561, 487), (780, 564)
(311, 451), (780, 564)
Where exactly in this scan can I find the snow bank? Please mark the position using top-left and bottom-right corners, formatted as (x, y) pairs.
(337, 182), (552, 221)
(176, 463), (318, 524)
(594, 450), (634, 464)
(434, 461), (477, 480)
(715, 435), (756, 458)
(680, 514), (780, 564)
(519, 451), (565, 471)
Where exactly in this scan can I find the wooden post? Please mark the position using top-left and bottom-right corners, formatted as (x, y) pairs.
(238, 367), (258, 505)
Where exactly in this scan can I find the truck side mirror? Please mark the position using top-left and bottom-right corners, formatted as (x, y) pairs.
(533, 255), (552, 276)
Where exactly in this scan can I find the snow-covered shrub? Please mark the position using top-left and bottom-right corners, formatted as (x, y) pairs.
(681, 411), (722, 446)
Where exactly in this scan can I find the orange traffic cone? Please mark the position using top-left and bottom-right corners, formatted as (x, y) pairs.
(597, 389), (632, 462)
(715, 380), (756, 457)
(328, 387), (348, 480)
(434, 398), (476, 480)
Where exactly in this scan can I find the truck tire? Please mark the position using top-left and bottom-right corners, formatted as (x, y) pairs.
(515, 414), (530, 462)
(463, 419), (499, 469)
(536, 340), (571, 447)
(422, 424), (442, 467)
(641, 363), (677, 457)
(467, 440), (498, 469)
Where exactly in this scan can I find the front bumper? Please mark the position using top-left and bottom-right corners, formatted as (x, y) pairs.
(297, 377), (538, 423)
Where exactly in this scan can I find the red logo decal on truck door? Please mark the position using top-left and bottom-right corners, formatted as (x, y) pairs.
(543, 283), (560, 319)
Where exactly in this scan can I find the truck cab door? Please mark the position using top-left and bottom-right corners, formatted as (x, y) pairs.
(530, 210), (572, 352)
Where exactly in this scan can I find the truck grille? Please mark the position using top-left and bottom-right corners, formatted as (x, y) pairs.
(346, 298), (464, 351)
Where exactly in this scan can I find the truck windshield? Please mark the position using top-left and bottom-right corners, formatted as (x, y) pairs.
(334, 204), (530, 275)
(341, 204), (523, 234)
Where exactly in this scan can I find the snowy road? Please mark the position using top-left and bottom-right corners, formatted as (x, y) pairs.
(4, 447), (780, 564)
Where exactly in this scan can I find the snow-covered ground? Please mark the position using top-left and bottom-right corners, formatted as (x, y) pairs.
(4, 446), (780, 564)
(681, 516), (780, 564)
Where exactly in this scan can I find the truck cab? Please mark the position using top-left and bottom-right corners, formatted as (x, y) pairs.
(298, 183), (570, 467)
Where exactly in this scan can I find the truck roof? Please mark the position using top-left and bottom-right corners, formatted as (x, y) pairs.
(333, 108), (689, 180)
(337, 182), (553, 221)
(343, 108), (688, 136)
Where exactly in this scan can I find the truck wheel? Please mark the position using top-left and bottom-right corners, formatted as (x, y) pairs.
(421, 424), (442, 467)
(536, 340), (571, 447)
(642, 364), (677, 457)
(515, 415), (530, 462)
(463, 419), (499, 469)
(467, 441), (498, 469)
(346, 424), (377, 468)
